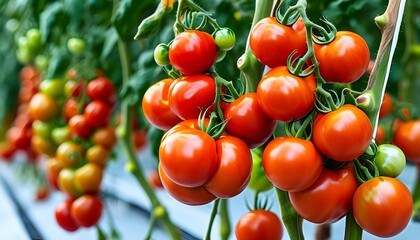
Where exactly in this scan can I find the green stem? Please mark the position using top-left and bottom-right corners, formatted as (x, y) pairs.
(204, 198), (221, 240)
(412, 164), (420, 220)
(275, 188), (304, 240)
(237, 0), (274, 93)
(344, 211), (363, 240)
(219, 199), (231, 240)
(144, 214), (158, 240)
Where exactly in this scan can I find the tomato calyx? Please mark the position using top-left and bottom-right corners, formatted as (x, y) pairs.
(315, 87), (346, 113)
(284, 110), (316, 140)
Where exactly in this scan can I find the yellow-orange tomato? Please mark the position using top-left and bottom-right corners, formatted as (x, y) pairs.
(28, 93), (60, 121)
(74, 163), (103, 193)
(58, 168), (81, 197)
(31, 135), (57, 157)
(91, 127), (117, 149)
(56, 141), (84, 167)
(86, 145), (110, 166)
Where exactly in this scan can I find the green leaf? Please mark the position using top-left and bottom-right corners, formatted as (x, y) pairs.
(101, 28), (119, 60)
(39, 2), (67, 43)
(46, 46), (71, 78)
(62, 0), (85, 33)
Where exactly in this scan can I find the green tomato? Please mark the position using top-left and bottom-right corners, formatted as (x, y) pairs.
(26, 28), (42, 50)
(32, 120), (53, 139)
(374, 144), (406, 177)
(154, 43), (170, 66)
(248, 148), (273, 192)
(213, 28), (236, 51)
(52, 126), (72, 145)
(40, 79), (65, 99)
(67, 38), (86, 56)
(16, 48), (32, 64)
(35, 55), (49, 71)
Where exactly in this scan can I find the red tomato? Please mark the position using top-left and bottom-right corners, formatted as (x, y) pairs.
(204, 136), (252, 198)
(289, 166), (358, 224)
(84, 101), (112, 128)
(263, 137), (323, 192)
(91, 127), (117, 149)
(169, 30), (218, 75)
(28, 93), (59, 121)
(0, 142), (16, 160)
(379, 93), (393, 119)
(148, 170), (163, 189)
(168, 74), (216, 120)
(375, 125), (386, 144)
(142, 78), (182, 130)
(64, 99), (80, 121)
(353, 177), (413, 238)
(314, 31), (370, 84)
(313, 105), (373, 161)
(159, 164), (217, 206)
(86, 77), (116, 105)
(159, 120), (218, 187)
(250, 17), (307, 68)
(6, 127), (31, 150)
(224, 93), (277, 148)
(55, 199), (79, 232)
(393, 120), (420, 162)
(235, 210), (283, 240)
(133, 130), (148, 152)
(69, 115), (94, 138)
(70, 195), (103, 227)
(257, 66), (316, 122)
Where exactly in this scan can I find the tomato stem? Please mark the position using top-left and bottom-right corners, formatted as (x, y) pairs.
(412, 164), (420, 221)
(344, 211), (363, 240)
(144, 212), (158, 240)
(204, 198), (221, 240)
(275, 188), (305, 240)
(219, 199), (231, 240)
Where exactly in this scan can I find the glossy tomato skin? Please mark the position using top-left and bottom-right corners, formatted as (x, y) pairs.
(393, 120), (420, 163)
(159, 164), (217, 206)
(224, 93), (277, 148)
(169, 74), (216, 120)
(204, 136), (252, 198)
(250, 17), (306, 68)
(69, 114), (94, 138)
(71, 195), (103, 227)
(28, 93), (59, 121)
(353, 177), (413, 238)
(74, 163), (103, 193)
(91, 127), (117, 149)
(55, 199), (79, 232)
(84, 101), (112, 128)
(373, 144), (406, 177)
(263, 137), (323, 192)
(379, 93), (393, 119)
(314, 31), (370, 84)
(159, 120), (218, 187)
(289, 166), (359, 224)
(313, 105), (373, 161)
(235, 210), (283, 240)
(257, 66), (316, 122)
(86, 77), (116, 105)
(169, 30), (218, 75)
(142, 78), (182, 130)
(64, 99), (79, 121)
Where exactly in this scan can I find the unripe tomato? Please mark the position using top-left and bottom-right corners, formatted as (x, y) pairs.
(58, 168), (82, 197)
(154, 43), (170, 66)
(67, 38), (86, 55)
(373, 144), (405, 177)
(74, 163), (103, 193)
(25, 28), (42, 51)
(235, 210), (283, 240)
(70, 195), (103, 227)
(56, 141), (84, 167)
(32, 120), (53, 139)
(51, 126), (72, 144)
(39, 78), (65, 99)
(31, 134), (56, 157)
(86, 145), (110, 166)
(213, 28), (236, 51)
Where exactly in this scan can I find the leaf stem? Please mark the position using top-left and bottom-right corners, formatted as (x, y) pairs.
(275, 188), (304, 240)
(219, 199), (231, 240)
(344, 211), (363, 240)
(204, 198), (221, 240)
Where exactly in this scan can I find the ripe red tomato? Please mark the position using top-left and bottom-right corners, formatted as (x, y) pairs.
(159, 164), (217, 205)
(148, 170), (163, 189)
(379, 93), (393, 119)
(314, 31), (370, 84)
(169, 30), (218, 75)
(224, 93), (277, 148)
(353, 177), (412, 238)
(168, 74), (216, 120)
(263, 136), (323, 192)
(64, 99), (80, 121)
(133, 129), (148, 152)
(55, 199), (79, 232)
(313, 105), (373, 161)
(70, 195), (103, 227)
(289, 165), (358, 224)
(84, 101), (112, 128)
(69, 114), (94, 138)
(6, 126), (31, 150)
(204, 136), (252, 198)
(250, 17), (307, 68)
(257, 66), (316, 122)
(86, 77), (116, 105)
(235, 210), (283, 240)
(142, 78), (182, 130)
(28, 93), (59, 121)
(393, 120), (420, 162)
(159, 120), (218, 187)
(375, 125), (386, 144)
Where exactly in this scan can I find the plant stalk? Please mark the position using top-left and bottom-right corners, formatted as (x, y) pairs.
(275, 188), (304, 240)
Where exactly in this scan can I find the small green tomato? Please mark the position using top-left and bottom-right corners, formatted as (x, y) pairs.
(213, 28), (236, 51)
(374, 144), (406, 177)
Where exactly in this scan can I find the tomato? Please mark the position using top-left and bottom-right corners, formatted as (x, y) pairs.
(204, 136), (252, 198)
(154, 43), (170, 66)
(158, 164), (217, 205)
(374, 144), (406, 177)
(74, 163), (103, 193)
(257, 66), (316, 122)
(213, 28), (236, 51)
(55, 199), (79, 232)
(379, 93), (393, 119)
(224, 93), (277, 148)
(64, 81), (82, 98)
(86, 77), (116, 105)
(51, 126), (72, 144)
(39, 78), (65, 99)
(35, 186), (49, 201)
(31, 134), (56, 156)
(168, 74), (216, 120)
(28, 93), (59, 121)
(58, 168), (82, 197)
(67, 38), (86, 55)
(289, 166), (358, 224)
(353, 177), (413, 238)
(6, 126), (31, 150)
(35, 55), (49, 71)
(71, 195), (103, 227)
(250, 17), (306, 68)
(0, 142), (16, 160)
(148, 170), (163, 189)
(32, 120), (53, 139)
(314, 31), (370, 84)
(169, 30), (218, 75)
(133, 130), (148, 152)
(247, 148), (273, 192)
(143, 78), (182, 130)
(375, 125), (386, 144)
(263, 136), (323, 192)
(47, 158), (62, 190)
(56, 141), (84, 167)
(64, 99), (80, 121)
(86, 145), (110, 166)
(235, 210), (283, 240)
(69, 115), (94, 138)
(91, 127), (117, 149)
(393, 120), (420, 162)
(84, 101), (112, 128)
(313, 105), (373, 161)
(159, 120), (218, 187)
(25, 28), (42, 50)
